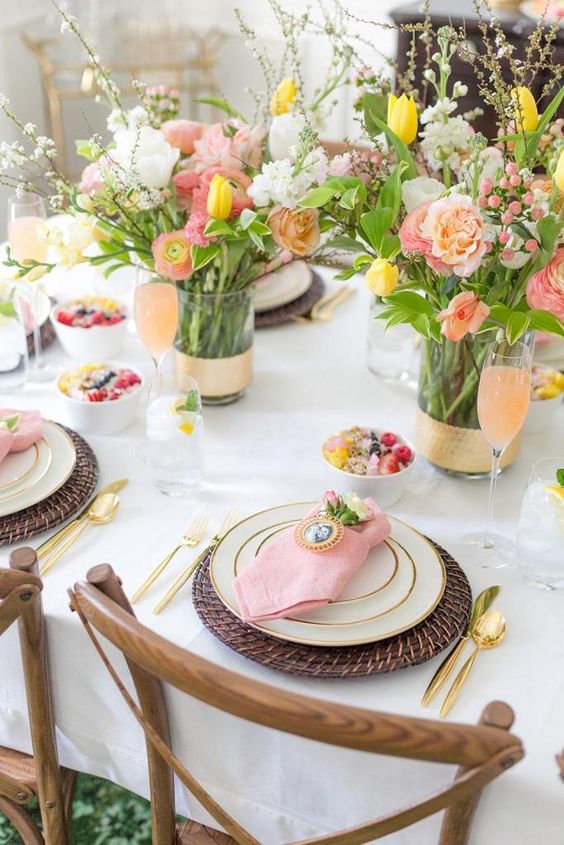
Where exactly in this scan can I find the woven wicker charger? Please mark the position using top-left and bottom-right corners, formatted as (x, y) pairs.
(0, 426), (99, 546)
(255, 272), (324, 328)
(27, 320), (56, 357)
(193, 541), (471, 679)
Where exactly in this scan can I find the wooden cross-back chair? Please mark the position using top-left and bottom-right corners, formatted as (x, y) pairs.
(69, 564), (524, 845)
(0, 548), (75, 843)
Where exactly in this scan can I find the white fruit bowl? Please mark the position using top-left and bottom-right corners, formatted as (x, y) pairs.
(51, 302), (128, 361)
(56, 363), (144, 435)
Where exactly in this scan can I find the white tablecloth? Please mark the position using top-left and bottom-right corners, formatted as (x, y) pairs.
(0, 269), (563, 844)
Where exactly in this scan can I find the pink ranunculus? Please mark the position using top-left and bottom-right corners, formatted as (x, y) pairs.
(437, 291), (490, 342)
(421, 194), (487, 278)
(161, 119), (204, 155)
(526, 247), (564, 321)
(184, 211), (211, 248)
(79, 158), (108, 195)
(173, 169), (202, 210)
(151, 230), (192, 281)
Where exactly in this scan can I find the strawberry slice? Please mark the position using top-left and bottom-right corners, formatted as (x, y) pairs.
(379, 453), (400, 475)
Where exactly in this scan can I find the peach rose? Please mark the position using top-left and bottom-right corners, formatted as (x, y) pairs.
(151, 230), (192, 281)
(437, 291), (490, 342)
(526, 247), (564, 321)
(267, 207), (320, 257)
(421, 194), (486, 278)
(399, 202), (450, 273)
(161, 120), (204, 155)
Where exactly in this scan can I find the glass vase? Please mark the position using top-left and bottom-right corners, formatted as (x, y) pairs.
(416, 332), (528, 477)
(174, 288), (254, 405)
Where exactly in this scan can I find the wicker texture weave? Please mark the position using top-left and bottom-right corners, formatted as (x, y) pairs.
(193, 540), (472, 679)
(255, 273), (324, 328)
(0, 427), (99, 546)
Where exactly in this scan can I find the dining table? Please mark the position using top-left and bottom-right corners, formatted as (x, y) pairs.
(0, 266), (563, 845)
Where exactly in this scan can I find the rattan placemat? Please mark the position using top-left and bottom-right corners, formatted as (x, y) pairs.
(0, 426), (99, 546)
(255, 272), (325, 328)
(193, 540), (471, 679)
(27, 320), (56, 357)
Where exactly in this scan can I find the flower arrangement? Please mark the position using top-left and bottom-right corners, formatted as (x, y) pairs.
(321, 490), (374, 525)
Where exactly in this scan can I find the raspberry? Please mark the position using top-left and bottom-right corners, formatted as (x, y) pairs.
(127, 372), (141, 386)
(381, 432), (397, 447)
(57, 311), (74, 326)
(90, 311), (103, 325)
(393, 445), (413, 464)
(86, 388), (107, 402)
(379, 453), (400, 474)
(114, 378), (129, 390)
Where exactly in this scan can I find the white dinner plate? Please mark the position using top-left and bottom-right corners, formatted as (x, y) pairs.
(210, 502), (446, 646)
(0, 422), (76, 518)
(0, 442), (41, 493)
(253, 261), (312, 312)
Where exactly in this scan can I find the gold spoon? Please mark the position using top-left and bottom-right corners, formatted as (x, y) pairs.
(440, 610), (506, 719)
(40, 493), (120, 576)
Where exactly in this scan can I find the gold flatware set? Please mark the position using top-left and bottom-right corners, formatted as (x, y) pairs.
(292, 285), (355, 324)
(422, 586), (506, 718)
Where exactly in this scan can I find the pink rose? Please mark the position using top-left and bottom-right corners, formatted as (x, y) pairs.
(192, 121), (265, 172)
(526, 248), (564, 321)
(192, 123), (234, 172)
(323, 490), (339, 508)
(151, 230), (192, 281)
(421, 194), (487, 278)
(173, 169), (201, 210)
(78, 158), (108, 195)
(437, 291), (490, 342)
(161, 120), (204, 155)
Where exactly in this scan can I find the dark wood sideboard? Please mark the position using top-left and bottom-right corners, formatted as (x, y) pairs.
(391, 1), (563, 138)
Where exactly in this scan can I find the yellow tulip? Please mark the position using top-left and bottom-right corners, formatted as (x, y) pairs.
(554, 148), (564, 193)
(270, 78), (297, 116)
(365, 259), (399, 296)
(387, 93), (418, 144)
(510, 86), (539, 133)
(206, 174), (232, 220)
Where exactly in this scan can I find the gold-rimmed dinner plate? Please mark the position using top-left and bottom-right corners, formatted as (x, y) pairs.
(210, 503), (446, 647)
(253, 261), (312, 312)
(0, 442), (41, 492)
(0, 422), (76, 518)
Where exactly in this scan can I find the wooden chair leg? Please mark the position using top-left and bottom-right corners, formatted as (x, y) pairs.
(0, 794), (43, 845)
(439, 701), (517, 845)
(61, 767), (77, 828)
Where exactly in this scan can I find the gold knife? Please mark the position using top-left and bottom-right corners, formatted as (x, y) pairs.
(421, 585), (501, 706)
(35, 478), (129, 560)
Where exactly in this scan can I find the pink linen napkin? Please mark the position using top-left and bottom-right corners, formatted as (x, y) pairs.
(0, 411), (43, 464)
(234, 498), (391, 623)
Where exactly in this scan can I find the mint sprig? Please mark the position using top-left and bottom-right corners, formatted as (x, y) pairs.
(556, 468), (564, 488)
(177, 389), (200, 414)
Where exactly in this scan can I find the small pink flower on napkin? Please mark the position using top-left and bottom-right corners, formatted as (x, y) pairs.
(0, 410), (43, 464)
(233, 497), (391, 623)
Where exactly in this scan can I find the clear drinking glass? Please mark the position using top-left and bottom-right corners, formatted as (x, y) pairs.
(146, 371), (203, 497)
(367, 299), (417, 388)
(0, 283), (29, 390)
(462, 339), (531, 567)
(515, 458), (564, 589)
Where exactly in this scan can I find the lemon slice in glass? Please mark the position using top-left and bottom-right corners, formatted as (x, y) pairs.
(169, 398), (197, 436)
(546, 484), (564, 531)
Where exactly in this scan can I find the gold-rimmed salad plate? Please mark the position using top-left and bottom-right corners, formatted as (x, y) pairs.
(0, 442), (41, 493)
(210, 503), (446, 647)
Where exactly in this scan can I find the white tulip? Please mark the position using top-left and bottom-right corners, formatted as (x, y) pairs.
(268, 112), (306, 161)
(401, 176), (444, 213)
(112, 126), (179, 190)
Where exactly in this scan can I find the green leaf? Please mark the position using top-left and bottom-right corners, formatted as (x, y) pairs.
(239, 209), (257, 230)
(537, 214), (561, 258)
(195, 96), (245, 120)
(506, 311), (531, 344)
(489, 302), (511, 324)
(383, 290), (434, 316)
(75, 139), (97, 161)
(319, 217), (336, 233)
(339, 185), (364, 210)
(411, 313), (431, 339)
(360, 208), (393, 252)
(204, 219), (233, 237)
(0, 301), (17, 319)
(334, 266), (359, 281)
(376, 161), (407, 225)
(353, 254), (373, 271)
(178, 389), (200, 413)
(0, 413), (21, 432)
(299, 185), (339, 208)
(324, 235), (366, 252)
(247, 228), (264, 250)
(366, 112), (417, 180)
(324, 176), (363, 192)
(556, 468), (564, 487)
(527, 308), (564, 338)
(190, 243), (220, 271)
(249, 219), (271, 236)
(362, 92), (388, 124)
(440, 274), (458, 297)
(380, 233), (401, 260)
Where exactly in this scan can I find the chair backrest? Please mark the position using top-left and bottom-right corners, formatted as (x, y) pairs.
(70, 564), (524, 845)
(0, 549), (70, 843)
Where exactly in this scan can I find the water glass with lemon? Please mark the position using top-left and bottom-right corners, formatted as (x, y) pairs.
(146, 372), (203, 497)
(515, 458), (564, 589)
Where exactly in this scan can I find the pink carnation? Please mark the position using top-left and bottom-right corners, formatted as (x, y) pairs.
(161, 120), (204, 155)
(184, 211), (211, 248)
(526, 247), (564, 321)
(437, 291), (490, 342)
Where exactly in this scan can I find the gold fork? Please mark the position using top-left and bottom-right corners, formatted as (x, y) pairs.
(131, 513), (210, 604)
(153, 507), (243, 614)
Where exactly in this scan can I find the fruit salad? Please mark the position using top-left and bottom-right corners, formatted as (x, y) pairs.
(58, 364), (142, 402)
(323, 427), (414, 476)
(531, 365), (564, 401)
(55, 296), (126, 329)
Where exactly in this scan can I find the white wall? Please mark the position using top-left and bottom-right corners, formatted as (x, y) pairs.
(0, 0), (399, 233)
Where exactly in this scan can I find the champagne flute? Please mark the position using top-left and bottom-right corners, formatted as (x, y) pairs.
(7, 193), (57, 382)
(462, 339), (531, 567)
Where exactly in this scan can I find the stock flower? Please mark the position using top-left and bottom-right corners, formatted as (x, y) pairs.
(161, 119), (204, 155)
(401, 176), (443, 213)
(387, 94), (418, 144)
(270, 78), (297, 116)
(365, 259), (399, 296)
(206, 173), (232, 219)
(526, 248), (564, 321)
(151, 230), (192, 281)
(268, 112), (306, 160)
(511, 87), (539, 133)
(421, 194), (487, 277)
(437, 291), (490, 341)
(554, 149), (564, 193)
(112, 126), (179, 189)
(267, 207), (320, 256)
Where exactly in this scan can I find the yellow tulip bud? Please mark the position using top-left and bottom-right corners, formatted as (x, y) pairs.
(270, 78), (297, 116)
(510, 86), (539, 133)
(206, 174), (232, 220)
(365, 259), (399, 296)
(26, 265), (48, 282)
(554, 148), (564, 193)
(387, 93), (418, 144)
